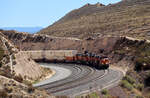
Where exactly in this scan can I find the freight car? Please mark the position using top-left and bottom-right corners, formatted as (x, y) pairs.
(65, 52), (110, 70)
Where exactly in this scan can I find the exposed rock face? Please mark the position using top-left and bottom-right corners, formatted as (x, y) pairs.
(1, 30), (82, 51)
(1, 30), (120, 53)
(14, 52), (43, 79)
(0, 30), (53, 81)
(1, 30), (50, 43)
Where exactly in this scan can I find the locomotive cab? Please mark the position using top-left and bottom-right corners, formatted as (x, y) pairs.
(99, 56), (110, 69)
(74, 52), (110, 70)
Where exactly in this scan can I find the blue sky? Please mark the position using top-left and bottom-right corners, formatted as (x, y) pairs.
(0, 0), (121, 27)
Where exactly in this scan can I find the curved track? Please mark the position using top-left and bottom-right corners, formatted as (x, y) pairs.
(34, 63), (123, 97)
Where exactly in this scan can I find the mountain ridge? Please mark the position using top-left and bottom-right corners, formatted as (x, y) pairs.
(39, 0), (150, 39)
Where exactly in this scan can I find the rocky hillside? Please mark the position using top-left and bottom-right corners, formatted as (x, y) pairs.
(0, 31), (54, 97)
(0, 75), (51, 98)
(1, 30), (81, 51)
(0, 30), (53, 81)
(2, 29), (150, 97)
(39, 0), (150, 39)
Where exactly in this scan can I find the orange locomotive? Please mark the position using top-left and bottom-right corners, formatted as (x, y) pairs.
(65, 52), (110, 70)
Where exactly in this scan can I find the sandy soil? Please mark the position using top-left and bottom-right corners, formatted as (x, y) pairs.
(14, 52), (54, 81)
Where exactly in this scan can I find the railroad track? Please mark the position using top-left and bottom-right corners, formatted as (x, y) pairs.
(36, 64), (95, 89)
(48, 69), (106, 94)
(46, 66), (96, 93)
(35, 63), (123, 96)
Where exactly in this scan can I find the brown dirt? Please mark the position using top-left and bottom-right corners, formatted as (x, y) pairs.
(109, 86), (128, 98)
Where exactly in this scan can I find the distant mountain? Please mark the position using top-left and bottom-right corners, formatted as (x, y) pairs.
(0, 27), (43, 34)
(39, 0), (150, 40)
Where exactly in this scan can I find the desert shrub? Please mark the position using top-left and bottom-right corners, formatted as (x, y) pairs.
(144, 72), (150, 87)
(23, 80), (32, 86)
(133, 83), (137, 88)
(123, 75), (136, 84)
(135, 60), (143, 71)
(135, 57), (150, 71)
(89, 92), (99, 98)
(12, 61), (16, 65)
(0, 46), (4, 61)
(101, 89), (109, 95)
(0, 65), (12, 78)
(144, 75), (150, 87)
(4, 86), (13, 93)
(115, 50), (126, 55)
(0, 62), (2, 67)
(0, 89), (8, 98)
(136, 83), (144, 91)
(12, 54), (16, 60)
(13, 74), (23, 83)
(27, 85), (35, 93)
(134, 42), (150, 70)
(120, 80), (133, 91)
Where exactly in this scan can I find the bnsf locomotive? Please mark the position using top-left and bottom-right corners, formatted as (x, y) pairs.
(65, 51), (110, 70)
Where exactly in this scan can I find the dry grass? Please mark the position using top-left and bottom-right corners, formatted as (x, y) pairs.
(39, 0), (150, 40)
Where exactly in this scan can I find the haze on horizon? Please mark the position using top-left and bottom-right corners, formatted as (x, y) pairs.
(0, 0), (121, 28)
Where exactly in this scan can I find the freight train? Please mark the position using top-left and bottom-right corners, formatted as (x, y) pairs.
(65, 52), (110, 70)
